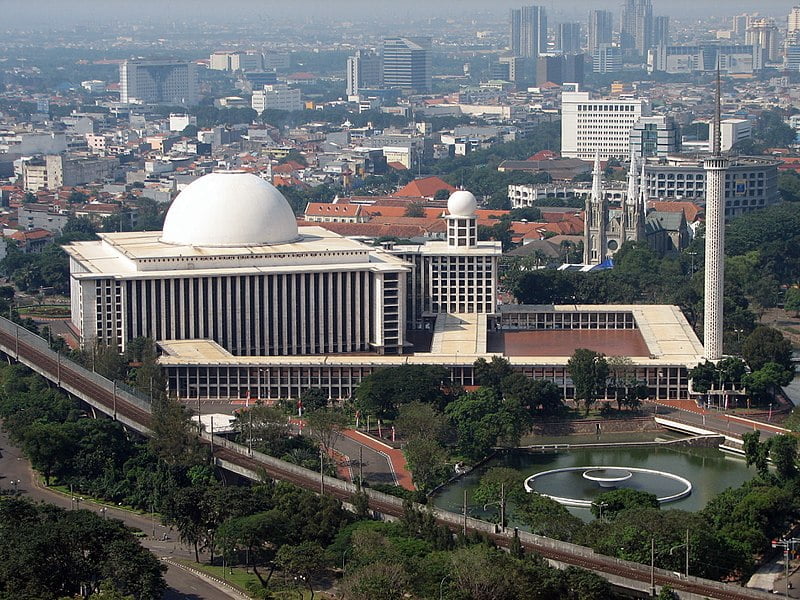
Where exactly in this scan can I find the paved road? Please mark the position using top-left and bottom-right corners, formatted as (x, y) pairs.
(650, 402), (784, 439)
(0, 428), (239, 600)
(188, 399), (399, 487)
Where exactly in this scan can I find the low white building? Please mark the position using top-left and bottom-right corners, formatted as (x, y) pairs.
(251, 85), (303, 113)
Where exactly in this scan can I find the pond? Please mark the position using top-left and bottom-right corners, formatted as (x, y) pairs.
(431, 434), (756, 523)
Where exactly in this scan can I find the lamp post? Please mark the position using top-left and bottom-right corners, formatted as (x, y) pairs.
(10, 479), (20, 495)
(482, 483), (506, 532)
(439, 575), (451, 600)
(771, 538), (800, 598)
(669, 529), (690, 578)
(99, 507), (107, 520)
(650, 536), (655, 597)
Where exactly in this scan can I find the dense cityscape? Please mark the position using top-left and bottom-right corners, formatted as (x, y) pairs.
(2, 1), (800, 599)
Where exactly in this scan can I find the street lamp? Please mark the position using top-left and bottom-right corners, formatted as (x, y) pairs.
(9, 479), (20, 495)
(482, 483), (506, 532)
(668, 529), (690, 578)
(99, 507), (107, 520)
(439, 575), (451, 600)
(597, 501), (609, 521)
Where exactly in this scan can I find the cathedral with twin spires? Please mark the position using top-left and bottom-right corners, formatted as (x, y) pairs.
(584, 151), (647, 265)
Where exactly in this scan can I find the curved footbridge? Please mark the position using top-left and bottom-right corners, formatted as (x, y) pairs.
(0, 317), (775, 600)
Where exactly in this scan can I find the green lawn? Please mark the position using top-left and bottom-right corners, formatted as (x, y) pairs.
(174, 559), (334, 599)
(17, 304), (71, 318)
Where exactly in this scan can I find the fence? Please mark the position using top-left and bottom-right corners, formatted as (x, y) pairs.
(0, 317), (775, 599)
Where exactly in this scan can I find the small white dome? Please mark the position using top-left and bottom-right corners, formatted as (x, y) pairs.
(447, 190), (477, 217)
(160, 172), (300, 247)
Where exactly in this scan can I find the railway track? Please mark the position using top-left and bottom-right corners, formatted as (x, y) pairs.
(0, 326), (773, 600)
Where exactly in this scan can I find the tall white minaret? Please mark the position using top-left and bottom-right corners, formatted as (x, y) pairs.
(703, 66), (728, 361)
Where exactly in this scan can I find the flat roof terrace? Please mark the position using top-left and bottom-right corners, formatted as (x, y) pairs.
(488, 329), (651, 357)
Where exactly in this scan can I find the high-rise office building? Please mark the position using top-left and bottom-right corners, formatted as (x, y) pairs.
(732, 14), (750, 40)
(557, 22), (582, 53)
(629, 115), (680, 157)
(495, 56), (528, 83)
(789, 7), (800, 35)
(119, 59), (198, 106)
(510, 5), (548, 59)
(593, 44), (623, 74)
(746, 18), (779, 62)
(209, 51), (263, 72)
(536, 54), (585, 86)
(589, 10), (614, 52)
(653, 16), (670, 47)
(346, 50), (382, 96)
(561, 88), (651, 160)
(621, 0), (653, 57)
(382, 37), (432, 93)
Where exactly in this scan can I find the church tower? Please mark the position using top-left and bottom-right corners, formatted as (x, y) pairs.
(584, 152), (608, 264)
(622, 155), (647, 243)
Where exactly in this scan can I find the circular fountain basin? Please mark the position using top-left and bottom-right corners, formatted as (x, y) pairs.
(582, 468), (633, 487)
(524, 466), (693, 508)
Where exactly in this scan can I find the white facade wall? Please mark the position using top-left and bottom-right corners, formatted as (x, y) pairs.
(251, 85), (302, 113)
(561, 91), (650, 160)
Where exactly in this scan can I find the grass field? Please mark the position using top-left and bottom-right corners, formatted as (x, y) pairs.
(17, 304), (71, 318)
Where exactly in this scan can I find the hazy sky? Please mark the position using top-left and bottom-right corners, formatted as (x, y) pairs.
(1, 0), (793, 27)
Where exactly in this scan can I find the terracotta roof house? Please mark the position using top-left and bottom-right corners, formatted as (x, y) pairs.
(395, 176), (456, 199)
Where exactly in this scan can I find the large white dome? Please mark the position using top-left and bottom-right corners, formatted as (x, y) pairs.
(160, 172), (300, 247)
(447, 190), (477, 217)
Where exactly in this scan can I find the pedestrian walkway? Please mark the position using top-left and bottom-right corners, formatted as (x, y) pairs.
(651, 400), (790, 436)
(343, 429), (415, 491)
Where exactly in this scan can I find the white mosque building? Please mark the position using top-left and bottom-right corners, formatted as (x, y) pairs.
(64, 171), (704, 402)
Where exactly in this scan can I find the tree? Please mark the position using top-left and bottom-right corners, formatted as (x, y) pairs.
(403, 437), (448, 492)
(769, 434), (798, 481)
(434, 189), (451, 200)
(355, 365), (452, 419)
(217, 510), (286, 587)
(149, 396), (204, 468)
(304, 408), (348, 457)
(276, 541), (326, 600)
(590, 489), (659, 520)
(741, 326), (793, 372)
(567, 349), (610, 415)
(473, 356), (515, 393)
(22, 421), (74, 485)
(743, 362), (793, 405)
(785, 287), (800, 317)
(404, 202), (425, 217)
(688, 360), (718, 394)
(299, 387), (328, 413)
(231, 404), (291, 456)
(472, 467), (522, 528)
(515, 493), (585, 542)
(395, 401), (447, 443)
(445, 388), (527, 461)
(742, 431), (770, 479)
(340, 562), (410, 600)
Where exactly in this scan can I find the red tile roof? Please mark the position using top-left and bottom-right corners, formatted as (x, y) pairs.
(305, 202), (362, 217)
(395, 176), (456, 198)
(648, 201), (702, 222)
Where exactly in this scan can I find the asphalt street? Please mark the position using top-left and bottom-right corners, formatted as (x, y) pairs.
(0, 427), (240, 600)
(191, 399), (399, 486)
